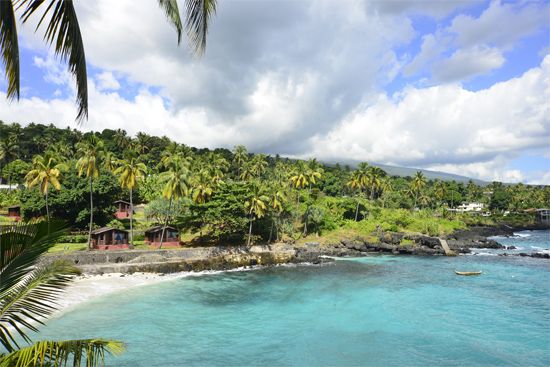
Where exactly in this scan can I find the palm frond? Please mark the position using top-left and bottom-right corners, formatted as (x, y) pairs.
(159, 0), (183, 44)
(0, 221), (71, 352)
(0, 338), (125, 367)
(0, 221), (66, 296)
(185, 0), (216, 55)
(0, 0), (20, 100)
(19, 0), (88, 121)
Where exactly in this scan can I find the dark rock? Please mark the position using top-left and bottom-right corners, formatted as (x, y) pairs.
(506, 246), (517, 250)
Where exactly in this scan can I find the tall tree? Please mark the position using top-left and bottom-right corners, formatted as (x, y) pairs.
(244, 184), (268, 247)
(25, 153), (67, 224)
(75, 135), (104, 249)
(347, 170), (364, 221)
(410, 171), (427, 209)
(158, 154), (190, 248)
(0, 0), (217, 120)
(232, 145), (248, 178)
(113, 156), (146, 244)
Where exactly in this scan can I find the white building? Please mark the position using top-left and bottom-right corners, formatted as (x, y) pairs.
(455, 202), (485, 213)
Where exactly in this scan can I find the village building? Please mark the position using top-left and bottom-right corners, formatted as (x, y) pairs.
(91, 227), (129, 250)
(114, 200), (132, 219)
(455, 202), (485, 212)
(7, 205), (21, 221)
(144, 225), (181, 248)
(535, 209), (550, 225)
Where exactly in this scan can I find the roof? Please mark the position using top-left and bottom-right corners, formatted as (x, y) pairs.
(114, 200), (131, 204)
(91, 227), (128, 235)
(8, 205), (20, 209)
(145, 225), (177, 234)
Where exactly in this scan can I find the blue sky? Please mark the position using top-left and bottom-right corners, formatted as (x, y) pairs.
(1, 0), (549, 183)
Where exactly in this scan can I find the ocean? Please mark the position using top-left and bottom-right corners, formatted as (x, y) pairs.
(35, 230), (550, 366)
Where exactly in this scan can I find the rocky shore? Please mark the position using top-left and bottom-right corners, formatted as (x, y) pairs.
(43, 224), (549, 275)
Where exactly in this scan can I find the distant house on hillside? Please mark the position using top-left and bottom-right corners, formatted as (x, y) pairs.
(114, 200), (132, 219)
(91, 227), (129, 250)
(535, 209), (550, 225)
(144, 225), (181, 248)
(454, 202), (485, 213)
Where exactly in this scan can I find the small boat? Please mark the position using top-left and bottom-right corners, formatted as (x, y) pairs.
(455, 270), (482, 276)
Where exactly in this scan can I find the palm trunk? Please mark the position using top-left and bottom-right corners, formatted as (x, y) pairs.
(159, 196), (173, 249)
(129, 188), (133, 245)
(355, 200), (359, 221)
(268, 219), (274, 243)
(303, 209), (308, 236)
(45, 190), (50, 233)
(247, 216), (253, 247)
(88, 177), (94, 250)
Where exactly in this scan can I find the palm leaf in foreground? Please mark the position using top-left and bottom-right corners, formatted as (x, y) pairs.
(0, 221), (125, 365)
(0, 339), (125, 367)
(19, 0), (88, 121)
(0, 0), (19, 100)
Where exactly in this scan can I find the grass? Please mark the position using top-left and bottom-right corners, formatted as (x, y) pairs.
(48, 243), (88, 253)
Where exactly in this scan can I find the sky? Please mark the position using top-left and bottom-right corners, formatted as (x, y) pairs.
(0, 0), (549, 184)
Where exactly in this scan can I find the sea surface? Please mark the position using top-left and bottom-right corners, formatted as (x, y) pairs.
(36, 230), (550, 366)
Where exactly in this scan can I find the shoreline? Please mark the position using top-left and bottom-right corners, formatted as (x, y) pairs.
(47, 227), (549, 318)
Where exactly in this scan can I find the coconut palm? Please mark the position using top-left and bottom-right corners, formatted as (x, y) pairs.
(266, 185), (286, 243)
(365, 166), (386, 200)
(233, 145), (248, 178)
(434, 180), (447, 206)
(0, 221), (125, 366)
(0, 0), (217, 120)
(75, 135), (104, 249)
(25, 153), (67, 224)
(102, 150), (118, 172)
(244, 185), (268, 247)
(113, 156), (147, 244)
(158, 154), (190, 248)
(347, 171), (364, 221)
(410, 171), (427, 209)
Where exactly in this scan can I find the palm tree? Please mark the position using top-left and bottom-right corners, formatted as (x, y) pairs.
(250, 154), (268, 178)
(410, 171), (427, 209)
(113, 156), (147, 244)
(25, 153), (67, 224)
(158, 154), (190, 248)
(0, 221), (125, 366)
(290, 160), (322, 235)
(233, 145), (248, 178)
(347, 171), (364, 221)
(102, 150), (118, 172)
(1, 0), (217, 120)
(244, 185), (268, 247)
(379, 178), (393, 208)
(0, 134), (19, 187)
(363, 166), (385, 200)
(434, 180), (447, 207)
(266, 185), (286, 243)
(75, 135), (104, 249)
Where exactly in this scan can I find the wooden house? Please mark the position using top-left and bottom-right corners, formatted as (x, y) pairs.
(91, 227), (129, 250)
(7, 205), (21, 221)
(114, 200), (132, 219)
(144, 225), (180, 248)
(535, 209), (550, 225)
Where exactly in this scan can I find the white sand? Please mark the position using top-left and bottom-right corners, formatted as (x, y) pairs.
(52, 272), (189, 317)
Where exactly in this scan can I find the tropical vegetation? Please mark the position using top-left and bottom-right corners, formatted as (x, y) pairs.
(0, 121), (548, 248)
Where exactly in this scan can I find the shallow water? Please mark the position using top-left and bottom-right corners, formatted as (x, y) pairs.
(36, 230), (550, 366)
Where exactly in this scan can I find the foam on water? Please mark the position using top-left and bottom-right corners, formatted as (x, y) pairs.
(33, 230), (550, 367)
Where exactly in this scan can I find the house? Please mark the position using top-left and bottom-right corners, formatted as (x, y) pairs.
(535, 209), (550, 225)
(454, 202), (485, 213)
(144, 225), (181, 248)
(114, 200), (132, 219)
(7, 205), (21, 221)
(91, 227), (129, 250)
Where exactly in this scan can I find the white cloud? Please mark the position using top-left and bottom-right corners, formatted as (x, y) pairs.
(307, 56), (550, 182)
(403, 0), (549, 82)
(432, 46), (505, 82)
(95, 71), (120, 91)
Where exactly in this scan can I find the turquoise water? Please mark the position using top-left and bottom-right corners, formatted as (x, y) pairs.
(36, 230), (549, 366)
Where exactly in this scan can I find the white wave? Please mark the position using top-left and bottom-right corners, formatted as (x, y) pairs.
(513, 232), (531, 238)
(473, 252), (498, 256)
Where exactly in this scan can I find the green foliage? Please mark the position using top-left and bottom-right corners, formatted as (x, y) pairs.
(58, 234), (88, 243)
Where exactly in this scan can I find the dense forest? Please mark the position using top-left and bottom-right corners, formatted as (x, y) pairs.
(0, 121), (548, 245)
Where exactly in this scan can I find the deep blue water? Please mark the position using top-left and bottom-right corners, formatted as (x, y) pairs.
(36, 230), (550, 366)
